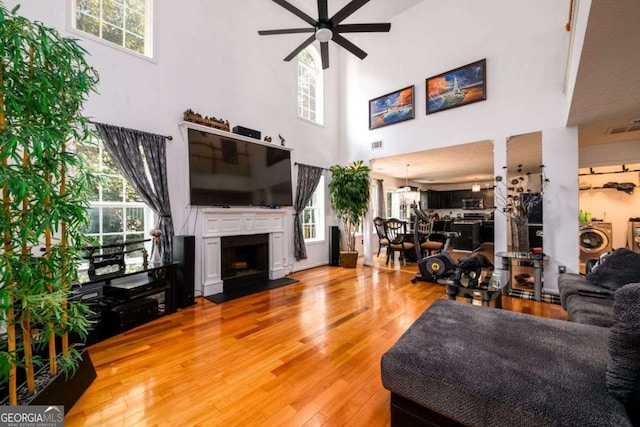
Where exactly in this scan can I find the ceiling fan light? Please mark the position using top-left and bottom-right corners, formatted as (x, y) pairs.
(315, 27), (333, 42)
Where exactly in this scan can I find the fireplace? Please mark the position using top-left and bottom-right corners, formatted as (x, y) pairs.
(221, 233), (269, 291)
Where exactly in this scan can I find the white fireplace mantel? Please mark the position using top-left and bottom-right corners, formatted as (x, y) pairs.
(197, 208), (291, 296)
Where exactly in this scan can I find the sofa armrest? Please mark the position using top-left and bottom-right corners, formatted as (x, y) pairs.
(558, 273), (609, 308)
(577, 288), (615, 299)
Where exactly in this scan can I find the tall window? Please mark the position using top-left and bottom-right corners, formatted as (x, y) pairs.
(71, 0), (153, 58)
(297, 46), (324, 125)
(302, 176), (325, 242)
(77, 138), (151, 254)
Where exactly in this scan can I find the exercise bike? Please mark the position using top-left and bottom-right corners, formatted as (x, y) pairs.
(410, 208), (460, 283)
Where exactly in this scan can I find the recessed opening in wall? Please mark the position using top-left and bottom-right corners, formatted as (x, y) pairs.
(221, 234), (269, 291)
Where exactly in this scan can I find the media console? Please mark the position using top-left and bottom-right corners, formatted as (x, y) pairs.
(74, 262), (177, 344)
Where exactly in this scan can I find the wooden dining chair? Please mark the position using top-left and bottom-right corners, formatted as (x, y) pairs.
(373, 216), (390, 257)
(413, 208), (444, 260)
(384, 218), (415, 266)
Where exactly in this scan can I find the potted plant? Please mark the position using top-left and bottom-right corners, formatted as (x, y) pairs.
(0, 3), (99, 405)
(328, 160), (371, 268)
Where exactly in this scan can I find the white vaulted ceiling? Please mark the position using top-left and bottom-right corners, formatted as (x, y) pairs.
(568, 0), (640, 147)
(290, 0), (424, 22)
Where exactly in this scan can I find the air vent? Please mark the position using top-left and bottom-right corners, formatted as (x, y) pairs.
(606, 124), (640, 135)
(371, 140), (383, 150)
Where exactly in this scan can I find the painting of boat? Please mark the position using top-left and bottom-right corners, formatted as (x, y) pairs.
(369, 85), (415, 129)
(426, 59), (486, 115)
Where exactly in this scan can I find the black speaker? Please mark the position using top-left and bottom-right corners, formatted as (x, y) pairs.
(329, 226), (340, 266)
(173, 235), (195, 308)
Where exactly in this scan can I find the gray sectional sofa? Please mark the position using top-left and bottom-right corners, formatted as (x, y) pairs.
(558, 248), (640, 327)
(381, 278), (640, 426)
(558, 272), (615, 326)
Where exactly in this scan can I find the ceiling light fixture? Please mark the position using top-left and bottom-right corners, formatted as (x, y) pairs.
(315, 27), (333, 43)
(397, 163), (412, 193)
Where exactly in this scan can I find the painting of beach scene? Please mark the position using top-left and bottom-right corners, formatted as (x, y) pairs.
(369, 85), (415, 130)
(426, 59), (486, 115)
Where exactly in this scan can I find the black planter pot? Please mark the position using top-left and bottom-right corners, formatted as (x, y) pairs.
(1, 349), (96, 409)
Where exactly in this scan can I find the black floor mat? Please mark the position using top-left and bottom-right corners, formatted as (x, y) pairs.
(204, 277), (299, 304)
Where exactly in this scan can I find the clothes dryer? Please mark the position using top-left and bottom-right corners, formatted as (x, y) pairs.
(579, 222), (613, 263)
(628, 218), (640, 253)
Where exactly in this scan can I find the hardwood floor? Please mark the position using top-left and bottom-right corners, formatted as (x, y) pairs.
(66, 260), (567, 426)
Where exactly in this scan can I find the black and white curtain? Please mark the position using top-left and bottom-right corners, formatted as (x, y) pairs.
(95, 123), (175, 262)
(293, 163), (324, 261)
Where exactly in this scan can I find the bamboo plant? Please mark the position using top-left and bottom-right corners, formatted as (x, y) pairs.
(0, 2), (99, 405)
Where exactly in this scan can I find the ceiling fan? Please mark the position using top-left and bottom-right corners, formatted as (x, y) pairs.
(258, 0), (391, 69)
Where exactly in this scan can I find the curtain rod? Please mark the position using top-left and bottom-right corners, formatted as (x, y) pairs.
(90, 121), (173, 141)
(294, 162), (329, 171)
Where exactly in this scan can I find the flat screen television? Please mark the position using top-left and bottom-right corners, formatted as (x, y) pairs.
(187, 128), (293, 207)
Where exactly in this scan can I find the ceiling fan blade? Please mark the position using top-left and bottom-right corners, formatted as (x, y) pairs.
(318, 0), (328, 21)
(272, 0), (317, 27)
(283, 34), (316, 61)
(332, 33), (367, 60)
(330, 0), (370, 25)
(320, 42), (329, 69)
(335, 23), (391, 33)
(259, 28), (315, 36)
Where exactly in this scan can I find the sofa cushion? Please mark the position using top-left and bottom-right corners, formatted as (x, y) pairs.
(558, 272), (613, 309)
(607, 282), (640, 423)
(586, 248), (640, 290)
(382, 300), (631, 427)
(565, 294), (615, 327)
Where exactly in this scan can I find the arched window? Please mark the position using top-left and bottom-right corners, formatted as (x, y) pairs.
(297, 46), (324, 125)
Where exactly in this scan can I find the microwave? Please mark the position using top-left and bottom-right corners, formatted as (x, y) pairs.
(462, 198), (484, 209)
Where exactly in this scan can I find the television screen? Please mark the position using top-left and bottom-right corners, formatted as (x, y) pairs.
(187, 128), (293, 207)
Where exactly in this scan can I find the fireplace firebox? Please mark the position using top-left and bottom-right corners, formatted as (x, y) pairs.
(221, 234), (269, 291)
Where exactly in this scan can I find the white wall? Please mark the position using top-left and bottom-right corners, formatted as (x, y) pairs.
(339, 0), (580, 290)
(7, 0), (344, 283)
(580, 140), (640, 167)
(542, 127), (580, 284)
(8, 0), (589, 293)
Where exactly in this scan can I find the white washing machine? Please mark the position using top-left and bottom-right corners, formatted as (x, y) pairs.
(579, 222), (613, 263)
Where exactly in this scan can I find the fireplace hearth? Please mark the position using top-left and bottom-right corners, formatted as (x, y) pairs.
(221, 234), (269, 291)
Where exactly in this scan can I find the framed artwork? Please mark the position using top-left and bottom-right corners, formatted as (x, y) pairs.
(369, 85), (415, 130)
(426, 59), (486, 115)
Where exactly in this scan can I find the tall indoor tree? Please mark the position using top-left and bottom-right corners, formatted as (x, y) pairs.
(328, 160), (371, 267)
(0, 2), (99, 404)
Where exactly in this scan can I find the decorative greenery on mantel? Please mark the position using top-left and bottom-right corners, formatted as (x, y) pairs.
(0, 2), (99, 404)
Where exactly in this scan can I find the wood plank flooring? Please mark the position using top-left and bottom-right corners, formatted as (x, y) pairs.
(66, 261), (567, 426)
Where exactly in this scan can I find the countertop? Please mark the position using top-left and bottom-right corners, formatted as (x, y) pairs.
(453, 220), (482, 224)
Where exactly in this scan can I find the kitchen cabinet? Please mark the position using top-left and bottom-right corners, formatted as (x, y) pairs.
(421, 190), (441, 209)
(482, 188), (495, 208)
(481, 220), (494, 243)
(448, 191), (461, 209)
(422, 189), (494, 210)
(451, 221), (482, 251)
